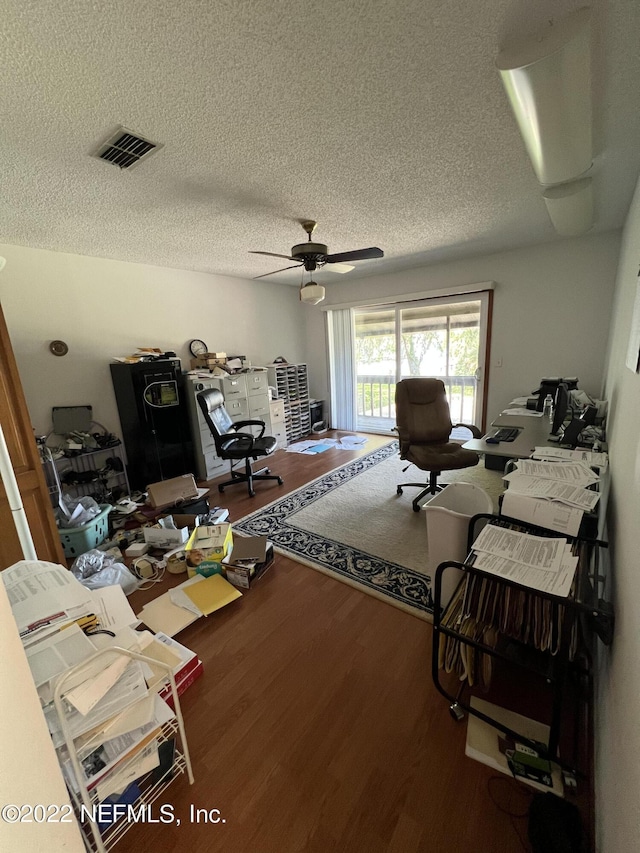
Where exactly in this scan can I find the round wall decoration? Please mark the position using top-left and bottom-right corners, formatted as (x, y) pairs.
(49, 340), (69, 357)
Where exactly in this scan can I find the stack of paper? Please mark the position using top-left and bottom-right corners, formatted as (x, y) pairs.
(286, 439), (335, 454)
(60, 692), (174, 799)
(143, 632), (204, 707)
(137, 573), (242, 635)
(1, 561), (95, 638)
(3, 560), (194, 814)
(532, 445), (608, 470)
(502, 458), (600, 536)
(466, 524), (578, 597)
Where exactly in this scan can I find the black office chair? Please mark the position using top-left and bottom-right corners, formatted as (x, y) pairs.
(197, 388), (283, 497)
(395, 378), (481, 512)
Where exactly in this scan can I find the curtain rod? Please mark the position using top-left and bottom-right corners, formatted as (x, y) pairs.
(320, 281), (495, 311)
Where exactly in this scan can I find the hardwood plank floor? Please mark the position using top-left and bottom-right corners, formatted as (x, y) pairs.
(122, 432), (542, 852)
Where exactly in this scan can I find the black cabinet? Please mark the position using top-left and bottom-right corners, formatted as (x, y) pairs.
(110, 359), (192, 491)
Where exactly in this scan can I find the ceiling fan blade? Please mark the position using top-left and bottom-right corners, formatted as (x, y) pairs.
(253, 264), (302, 280)
(325, 247), (384, 263)
(325, 262), (354, 274)
(249, 251), (295, 261)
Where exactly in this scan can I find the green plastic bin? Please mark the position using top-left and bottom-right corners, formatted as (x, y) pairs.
(58, 505), (112, 559)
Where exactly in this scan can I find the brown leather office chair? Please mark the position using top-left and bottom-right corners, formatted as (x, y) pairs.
(197, 388), (283, 497)
(395, 378), (481, 512)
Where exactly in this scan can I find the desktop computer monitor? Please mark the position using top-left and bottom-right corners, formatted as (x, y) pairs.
(551, 382), (569, 436)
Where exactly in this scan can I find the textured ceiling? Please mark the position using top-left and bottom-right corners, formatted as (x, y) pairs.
(1, 0), (639, 285)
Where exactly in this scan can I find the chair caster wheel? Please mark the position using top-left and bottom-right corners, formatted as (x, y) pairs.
(218, 485), (225, 493)
(412, 503), (421, 513)
(277, 477), (283, 485)
(249, 490), (256, 497)
(397, 486), (403, 495)
(449, 703), (465, 722)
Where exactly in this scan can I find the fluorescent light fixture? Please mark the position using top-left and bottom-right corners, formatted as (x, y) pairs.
(299, 281), (325, 305)
(542, 177), (593, 236)
(496, 7), (592, 186)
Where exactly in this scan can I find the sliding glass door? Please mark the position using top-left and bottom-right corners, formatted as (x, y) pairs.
(354, 292), (491, 432)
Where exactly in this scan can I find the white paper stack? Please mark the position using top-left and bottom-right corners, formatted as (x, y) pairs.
(502, 458), (601, 536)
(467, 524), (578, 598)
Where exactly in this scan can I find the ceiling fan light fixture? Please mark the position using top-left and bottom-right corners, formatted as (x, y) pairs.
(299, 281), (325, 305)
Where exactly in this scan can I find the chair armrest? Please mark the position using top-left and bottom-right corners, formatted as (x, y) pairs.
(220, 433), (255, 453)
(453, 422), (482, 438)
(232, 419), (266, 438)
(394, 425), (411, 457)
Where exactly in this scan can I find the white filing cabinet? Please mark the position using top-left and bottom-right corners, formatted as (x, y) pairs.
(185, 371), (273, 481)
(269, 399), (287, 450)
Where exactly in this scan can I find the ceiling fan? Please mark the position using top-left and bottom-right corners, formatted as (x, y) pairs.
(249, 220), (384, 280)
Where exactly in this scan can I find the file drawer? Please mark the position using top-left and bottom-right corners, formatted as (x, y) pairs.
(272, 424), (287, 450)
(204, 453), (226, 480)
(249, 394), (270, 421)
(270, 399), (286, 425)
(246, 371), (269, 396)
(200, 424), (216, 452)
(221, 375), (247, 399)
(226, 398), (250, 420)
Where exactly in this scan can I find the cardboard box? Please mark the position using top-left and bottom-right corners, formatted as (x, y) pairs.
(190, 353), (227, 370)
(223, 540), (274, 589)
(146, 474), (198, 509)
(159, 659), (204, 709)
(168, 514), (200, 529)
(185, 523), (233, 577)
(143, 525), (189, 549)
(165, 508), (228, 529)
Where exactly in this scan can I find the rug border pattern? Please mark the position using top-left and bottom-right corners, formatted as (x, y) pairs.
(233, 442), (434, 618)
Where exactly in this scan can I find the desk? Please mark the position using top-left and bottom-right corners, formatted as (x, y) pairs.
(463, 413), (553, 462)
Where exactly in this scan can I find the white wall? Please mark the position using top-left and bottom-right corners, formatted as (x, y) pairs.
(0, 244), (306, 436)
(596, 179), (640, 851)
(305, 232), (621, 425)
(0, 581), (85, 851)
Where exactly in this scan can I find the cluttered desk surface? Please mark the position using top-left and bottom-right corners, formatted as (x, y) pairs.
(463, 383), (607, 460)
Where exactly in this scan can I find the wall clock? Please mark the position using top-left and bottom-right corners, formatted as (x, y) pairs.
(49, 340), (69, 357)
(189, 339), (208, 357)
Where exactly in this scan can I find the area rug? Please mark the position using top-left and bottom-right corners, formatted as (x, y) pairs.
(233, 442), (505, 620)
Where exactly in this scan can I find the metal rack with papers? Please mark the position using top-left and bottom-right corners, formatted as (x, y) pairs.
(52, 646), (194, 853)
(431, 513), (613, 789)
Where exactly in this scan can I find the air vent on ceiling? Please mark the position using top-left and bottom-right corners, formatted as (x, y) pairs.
(93, 126), (163, 170)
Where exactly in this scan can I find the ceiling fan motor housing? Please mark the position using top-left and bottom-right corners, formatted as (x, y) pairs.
(291, 242), (328, 270)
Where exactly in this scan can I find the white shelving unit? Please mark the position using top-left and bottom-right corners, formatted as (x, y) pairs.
(53, 647), (194, 853)
(267, 363), (311, 445)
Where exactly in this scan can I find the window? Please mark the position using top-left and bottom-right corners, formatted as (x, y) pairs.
(352, 292), (492, 432)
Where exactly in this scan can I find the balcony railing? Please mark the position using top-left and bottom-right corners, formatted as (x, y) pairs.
(356, 374), (477, 427)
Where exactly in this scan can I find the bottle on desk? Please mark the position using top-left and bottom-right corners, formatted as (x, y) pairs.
(543, 394), (554, 420)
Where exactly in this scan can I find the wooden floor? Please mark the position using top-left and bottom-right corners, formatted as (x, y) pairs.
(122, 432), (544, 853)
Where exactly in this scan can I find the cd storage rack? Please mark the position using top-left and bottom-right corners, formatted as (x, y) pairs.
(267, 363), (311, 444)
